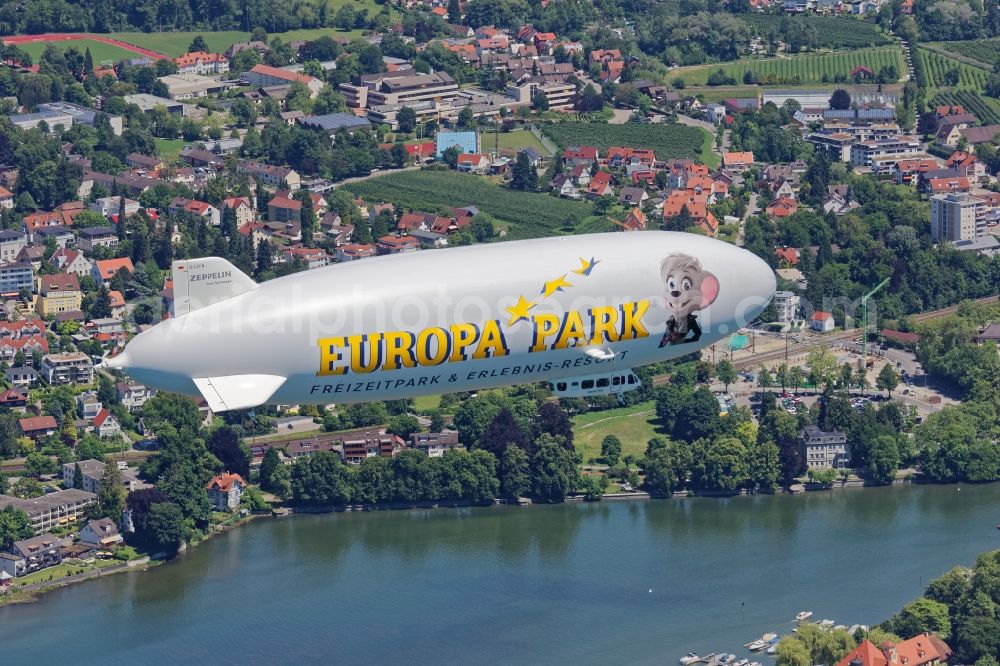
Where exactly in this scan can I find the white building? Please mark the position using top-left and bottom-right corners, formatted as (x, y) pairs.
(931, 192), (985, 243)
(62, 459), (106, 494)
(799, 426), (850, 470)
(774, 290), (800, 323)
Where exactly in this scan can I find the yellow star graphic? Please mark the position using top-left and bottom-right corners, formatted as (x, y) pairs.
(540, 275), (573, 298)
(572, 257), (600, 276)
(505, 295), (536, 326)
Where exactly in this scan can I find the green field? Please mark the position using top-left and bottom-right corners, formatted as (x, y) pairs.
(741, 14), (893, 49)
(16, 38), (143, 64)
(572, 401), (660, 464)
(930, 39), (1000, 69)
(347, 170), (601, 240)
(668, 47), (906, 87)
(932, 90), (1000, 125)
(916, 47), (989, 90)
(491, 130), (554, 156)
(541, 122), (710, 164)
(154, 138), (186, 163)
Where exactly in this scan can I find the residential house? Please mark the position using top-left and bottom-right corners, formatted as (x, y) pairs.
(562, 146), (599, 168)
(78, 518), (123, 548)
(283, 245), (331, 269)
(37, 273), (82, 316)
(456, 153), (490, 174)
(410, 431), (463, 457)
(774, 290), (800, 323)
(41, 351), (94, 385)
(376, 234), (420, 254)
(0, 229), (27, 262)
(619, 186), (649, 207)
(108, 290), (126, 319)
(342, 433), (405, 464)
(620, 207), (648, 231)
(766, 197), (799, 218)
(798, 425), (850, 470)
(76, 227), (118, 252)
(4, 367), (37, 388)
(173, 51), (229, 75)
(93, 409), (121, 438)
(775, 247), (800, 267)
(587, 171), (614, 198)
(0, 488), (95, 535)
(206, 472), (246, 511)
(0, 387), (28, 410)
(126, 152), (166, 173)
(835, 635), (952, 666)
(240, 64), (324, 97)
(662, 190), (719, 236)
(33, 225), (74, 248)
(959, 124), (1000, 146)
(811, 310), (835, 332)
(722, 151), (754, 171)
(895, 157), (938, 184)
(551, 174), (581, 199)
(336, 243), (377, 261)
(0, 534), (62, 578)
(18, 415), (57, 439)
(89, 196), (140, 219)
(0, 185), (12, 209)
(77, 392), (102, 420)
(926, 176), (971, 194)
(48, 248), (91, 277)
(236, 160), (301, 189)
(223, 196), (255, 227)
(946, 150), (987, 179)
(169, 197), (221, 226)
(92, 257), (134, 286)
(117, 381), (155, 411)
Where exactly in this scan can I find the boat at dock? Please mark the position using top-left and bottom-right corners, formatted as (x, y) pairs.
(795, 611), (813, 622)
(680, 653), (701, 665)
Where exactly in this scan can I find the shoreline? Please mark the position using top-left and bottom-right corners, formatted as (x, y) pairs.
(0, 475), (967, 608)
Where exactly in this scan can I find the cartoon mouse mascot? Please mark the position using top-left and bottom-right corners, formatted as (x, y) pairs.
(658, 253), (720, 347)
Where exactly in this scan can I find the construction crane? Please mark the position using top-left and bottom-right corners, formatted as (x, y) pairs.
(860, 277), (891, 370)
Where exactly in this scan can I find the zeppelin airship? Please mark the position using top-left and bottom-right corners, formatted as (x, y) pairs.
(106, 232), (775, 412)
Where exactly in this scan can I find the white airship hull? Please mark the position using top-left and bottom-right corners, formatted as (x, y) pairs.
(110, 232), (775, 411)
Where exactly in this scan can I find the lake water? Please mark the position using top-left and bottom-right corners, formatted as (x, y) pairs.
(3, 483), (999, 665)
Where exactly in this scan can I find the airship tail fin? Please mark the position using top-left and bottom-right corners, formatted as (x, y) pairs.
(193, 374), (287, 412)
(172, 257), (258, 316)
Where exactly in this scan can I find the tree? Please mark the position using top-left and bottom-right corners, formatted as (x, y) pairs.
(457, 106), (475, 129)
(509, 150), (538, 191)
(867, 434), (899, 485)
(531, 89), (549, 111)
(0, 505), (32, 551)
(877, 364), (899, 397)
(672, 387), (721, 442)
(829, 88), (851, 110)
(12, 477), (43, 498)
(60, 411), (78, 446)
(691, 437), (751, 492)
(448, 0), (461, 21)
(396, 106), (417, 133)
(25, 451), (55, 478)
(442, 144), (461, 169)
(716, 360), (736, 392)
(750, 440), (782, 491)
(499, 443), (530, 499)
(146, 502), (186, 554)
(73, 461), (84, 489)
(535, 402), (573, 448)
(775, 636), (811, 666)
(601, 434), (622, 466)
(208, 427), (250, 479)
(429, 411), (446, 433)
(97, 461), (127, 521)
(529, 434), (578, 502)
(643, 439), (687, 497)
(886, 598), (951, 640)
(478, 408), (529, 457)
(188, 36), (208, 53)
(290, 452), (353, 506)
(388, 414), (420, 440)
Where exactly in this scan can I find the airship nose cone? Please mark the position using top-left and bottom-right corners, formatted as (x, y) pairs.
(106, 350), (130, 370)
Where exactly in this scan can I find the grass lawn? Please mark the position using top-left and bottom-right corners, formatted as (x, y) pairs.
(249, 428), (324, 443)
(698, 128), (720, 170)
(572, 400), (662, 464)
(493, 130), (554, 156)
(16, 38), (142, 64)
(13, 563), (91, 587)
(154, 138), (187, 164)
(412, 395), (441, 412)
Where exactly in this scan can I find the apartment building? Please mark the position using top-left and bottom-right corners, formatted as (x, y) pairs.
(0, 489), (96, 535)
(931, 192), (985, 242)
(774, 290), (800, 323)
(0, 229), (27, 262)
(37, 273), (82, 316)
(0, 261), (33, 296)
(41, 351), (94, 385)
(850, 137), (922, 169)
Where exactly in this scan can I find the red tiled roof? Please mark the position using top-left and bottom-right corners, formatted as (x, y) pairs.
(248, 63), (318, 86)
(206, 472), (246, 492)
(812, 310), (833, 321)
(40, 273), (80, 293)
(94, 258), (135, 279)
(19, 415), (57, 432)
